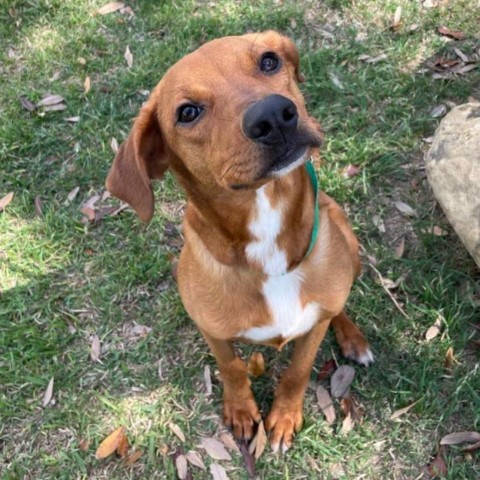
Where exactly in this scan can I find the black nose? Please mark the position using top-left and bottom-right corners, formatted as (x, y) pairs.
(242, 94), (298, 145)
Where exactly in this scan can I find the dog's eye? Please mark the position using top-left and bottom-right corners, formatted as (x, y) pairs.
(178, 104), (202, 123)
(260, 53), (280, 74)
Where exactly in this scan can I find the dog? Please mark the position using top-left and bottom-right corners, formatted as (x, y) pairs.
(106, 31), (373, 453)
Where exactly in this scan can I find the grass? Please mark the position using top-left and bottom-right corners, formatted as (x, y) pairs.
(1, 0), (479, 478)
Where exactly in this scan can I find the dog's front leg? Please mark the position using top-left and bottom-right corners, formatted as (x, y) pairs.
(200, 329), (261, 439)
(266, 318), (331, 452)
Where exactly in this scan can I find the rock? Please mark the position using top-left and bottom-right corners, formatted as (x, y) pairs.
(425, 103), (480, 268)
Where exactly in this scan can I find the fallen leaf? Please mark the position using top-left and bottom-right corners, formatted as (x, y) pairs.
(37, 94), (64, 107)
(438, 26), (465, 40)
(110, 137), (119, 154)
(67, 187), (80, 202)
(175, 454), (189, 480)
(430, 104), (447, 118)
(456, 64), (478, 75)
(19, 95), (36, 111)
(247, 351), (265, 377)
(204, 365), (212, 395)
(0, 192), (14, 212)
(340, 394), (363, 423)
(391, 6), (402, 31)
(81, 206), (96, 223)
(389, 399), (420, 420)
(125, 449), (143, 466)
(78, 438), (90, 452)
(342, 164), (361, 178)
(426, 447), (448, 477)
(394, 201), (417, 217)
(42, 377), (54, 407)
(330, 365), (355, 398)
(125, 45), (133, 68)
(329, 72), (344, 90)
(239, 439), (255, 477)
(462, 440), (480, 452)
(117, 432), (129, 458)
(126, 324), (152, 338)
(317, 358), (336, 381)
(96, 426), (126, 459)
(372, 215), (386, 233)
(440, 431), (480, 446)
(120, 5), (135, 17)
(340, 412), (354, 434)
(78, 57), (87, 65)
(248, 421), (267, 461)
(453, 47), (469, 62)
(199, 437), (232, 461)
(169, 422), (186, 443)
(444, 347), (458, 371)
(316, 385), (336, 424)
(185, 450), (206, 470)
(34, 196), (43, 217)
(82, 194), (100, 209)
(425, 316), (443, 341)
(44, 103), (67, 112)
(394, 237), (405, 259)
(65, 116), (80, 123)
(409, 23), (419, 32)
(365, 53), (388, 64)
(84, 76), (91, 94)
(219, 432), (240, 453)
(90, 335), (101, 362)
(97, 2), (125, 15)
(210, 463), (229, 480)
(357, 54), (371, 61)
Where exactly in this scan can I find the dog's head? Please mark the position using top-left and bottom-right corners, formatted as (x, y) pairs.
(106, 31), (323, 221)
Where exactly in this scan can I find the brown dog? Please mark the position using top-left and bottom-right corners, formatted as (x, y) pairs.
(106, 31), (373, 452)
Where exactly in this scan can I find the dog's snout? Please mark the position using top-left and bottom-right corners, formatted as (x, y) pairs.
(242, 94), (298, 144)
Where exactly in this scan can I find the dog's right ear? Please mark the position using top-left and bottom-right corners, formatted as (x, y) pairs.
(106, 94), (168, 222)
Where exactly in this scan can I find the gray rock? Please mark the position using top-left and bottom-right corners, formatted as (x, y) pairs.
(425, 103), (480, 268)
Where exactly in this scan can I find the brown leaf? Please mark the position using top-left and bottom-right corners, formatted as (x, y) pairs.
(453, 47), (469, 63)
(247, 351), (265, 377)
(462, 440), (480, 452)
(95, 426), (126, 459)
(125, 449), (143, 466)
(365, 53), (388, 64)
(317, 358), (336, 381)
(37, 94), (64, 107)
(0, 192), (14, 211)
(185, 450), (206, 470)
(340, 394), (363, 423)
(78, 438), (90, 452)
(98, 2), (125, 15)
(389, 399), (420, 420)
(90, 335), (101, 362)
(204, 365), (212, 395)
(394, 237), (405, 259)
(34, 196), (43, 217)
(210, 463), (229, 480)
(125, 45), (133, 68)
(81, 206), (96, 223)
(84, 76), (91, 94)
(316, 385), (336, 425)
(248, 420), (267, 461)
(110, 137), (119, 154)
(199, 437), (232, 461)
(219, 432), (240, 453)
(391, 6), (402, 31)
(440, 431), (480, 446)
(116, 432), (129, 458)
(330, 365), (355, 398)
(394, 200), (417, 217)
(427, 448), (448, 478)
(20, 95), (36, 111)
(425, 316), (443, 341)
(340, 413), (354, 434)
(169, 422), (186, 443)
(444, 347), (457, 371)
(438, 26), (466, 40)
(43, 103), (67, 112)
(342, 164), (361, 178)
(42, 377), (54, 407)
(175, 454), (189, 480)
(82, 194), (100, 209)
(67, 187), (80, 202)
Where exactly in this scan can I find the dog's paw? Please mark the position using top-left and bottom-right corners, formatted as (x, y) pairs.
(340, 335), (374, 366)
(265, 403), (303, 453)
(223, 396), (261, 440)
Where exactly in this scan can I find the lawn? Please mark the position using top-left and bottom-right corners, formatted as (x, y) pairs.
(1, 0), (479, 479)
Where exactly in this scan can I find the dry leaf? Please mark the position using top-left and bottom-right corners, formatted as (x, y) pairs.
(83, 194), (100, 209)
(425, 316), (443, 341)
(199, 437), (232, 461)
(169, 422), (186, 443)
(44, 103), (67, 112)
(430, 104), (447, 118)
(389, 399), (420, 420)
(185, 450), (206, 470)
(427, 448), (448, 477)
(95, 426), (126, 459)
(67, 187), (80, 202)
(438, 26), (465, 40)
(65, 116), (80, 123)
(453, 47), (469, 62)
(81, 206), (96, 223)
(77, 57), (87, 65)
(84, 76), (91, 94)
(372, 215), (386, 233)
(117, 432), (129, 458)
(90, 335), (101, 362)
(330, 365), (355, 398)
(110, 137), (119, 154)
(365, 53), (388, 64)
(20, 95), (36, 111)
(394, 201), (417, 217)
(125, 45), (133, 68)
(247, 351), (265, 377)
(248, 421), (267, 461)
(462, 440), (480, 452)
(34, 196), (43, 217)
(317, 358), (336, 381)
(120, 5), (135, 17)
(219, 432), (240, 453)
(444, 347), (457, 371)
(210, 463), (229, 480)
(204, 365), (212, 395)
(37, 94), (64, 107)
(440, 431), (480, 446)
(395, 237), (405, 259)
(239, 439), (255, 477)
(340, 394), (363, 423)
(391, 6), (402, 31)
(342, 164), (361, 178)
(98, 2), (125, 15)
(340, 412), (354, 434)
(316, 385), (336, 425)
(175, 454), (189, 480)
(0, 192), (14, 211)
(125, 449), (143, 466)
(78, 438), (90, 451)
(42, 377), (54, 407)
(126, 324), (152, 338)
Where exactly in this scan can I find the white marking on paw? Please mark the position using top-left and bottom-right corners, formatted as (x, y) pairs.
(356, 348), (374, 366)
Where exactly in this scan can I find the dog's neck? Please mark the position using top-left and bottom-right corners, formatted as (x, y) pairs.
(181, 166), (315, 274)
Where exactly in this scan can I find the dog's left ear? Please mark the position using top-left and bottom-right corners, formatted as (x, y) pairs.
(106, 93), (168, 222)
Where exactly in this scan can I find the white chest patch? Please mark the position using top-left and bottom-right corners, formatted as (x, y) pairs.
(241, 186), (321, 342)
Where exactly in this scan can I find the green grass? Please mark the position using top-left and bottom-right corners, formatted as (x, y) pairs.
(1, 0), (479, 478)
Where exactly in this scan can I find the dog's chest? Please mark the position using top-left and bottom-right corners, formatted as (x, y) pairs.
(240, 186), (321, 343)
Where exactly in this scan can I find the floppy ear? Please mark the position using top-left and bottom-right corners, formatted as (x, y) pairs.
(105, 95), (168, 222)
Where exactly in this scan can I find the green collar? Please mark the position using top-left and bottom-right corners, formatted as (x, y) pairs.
(304, 160), (320, 259)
